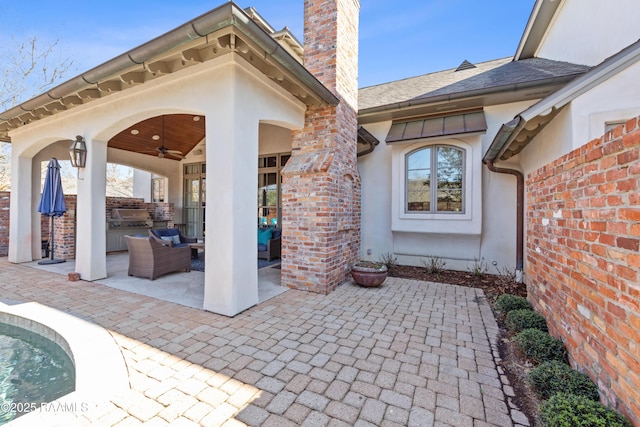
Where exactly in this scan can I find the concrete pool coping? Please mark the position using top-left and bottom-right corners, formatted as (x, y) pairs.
(0, 300), (129, 425)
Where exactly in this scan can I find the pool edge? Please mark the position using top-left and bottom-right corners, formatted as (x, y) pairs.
(0, 301), (130, 425)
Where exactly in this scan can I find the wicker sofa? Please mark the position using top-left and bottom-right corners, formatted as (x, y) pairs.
(125, 235), (191, 280)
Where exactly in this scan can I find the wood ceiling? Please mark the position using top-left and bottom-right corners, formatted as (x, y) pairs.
(108, 114), (205, 160)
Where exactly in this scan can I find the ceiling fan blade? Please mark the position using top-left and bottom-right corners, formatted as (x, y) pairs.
(165, 149), (183, 154)
(165, 152), (185, 159)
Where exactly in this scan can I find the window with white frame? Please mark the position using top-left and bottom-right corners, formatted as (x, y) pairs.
(152, 177), (165, 202)
(406, 145), (464, 213)
(391, 138), (481, 235)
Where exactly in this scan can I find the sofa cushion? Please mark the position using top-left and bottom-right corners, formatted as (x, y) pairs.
(258, 228), (273, 245)
(272, 228), (282, 240)
(257, 243), (268, 252)
(160, 235), (181, 246)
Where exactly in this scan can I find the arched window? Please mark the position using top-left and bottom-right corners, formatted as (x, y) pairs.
(406, 145), (464, 213)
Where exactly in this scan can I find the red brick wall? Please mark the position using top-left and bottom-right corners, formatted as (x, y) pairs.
(0, 195), (174, 260)
(0, 191), (9, 256)
(50, 195), (77, 260)
(280, 0), (361, 293)
(526, 116), (640, 424)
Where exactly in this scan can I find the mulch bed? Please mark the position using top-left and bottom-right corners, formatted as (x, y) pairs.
(388, 265), (540, 425)
(388, 265), (527, 301)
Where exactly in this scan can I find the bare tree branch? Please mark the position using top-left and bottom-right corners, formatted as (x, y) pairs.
(0, 35), (74, 190)
(0, 36), (73, 111)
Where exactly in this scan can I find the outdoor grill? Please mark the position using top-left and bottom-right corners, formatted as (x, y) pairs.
(107, 209), (154, 252)
(108, 209), (154, 230)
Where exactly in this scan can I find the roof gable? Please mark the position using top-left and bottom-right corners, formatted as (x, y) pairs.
(0, 2), (336, 142)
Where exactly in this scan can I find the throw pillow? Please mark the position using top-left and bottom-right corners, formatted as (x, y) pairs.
(170, 234), (181, 245)
(258, 228), (273, 246)
(160, 236), (174, 246)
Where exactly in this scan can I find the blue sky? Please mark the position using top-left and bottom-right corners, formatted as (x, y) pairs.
(0, 1), (534, 89)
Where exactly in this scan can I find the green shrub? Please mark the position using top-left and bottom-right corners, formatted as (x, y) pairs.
(514, 328), (567, 365)
(495, 294), (532, 314)
(528, 361), (599, 401)
(505, 309), (548, 333)
(539, 393), (632, 427)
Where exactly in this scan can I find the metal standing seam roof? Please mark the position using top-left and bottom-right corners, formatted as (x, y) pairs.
(386, 110), (487, 143)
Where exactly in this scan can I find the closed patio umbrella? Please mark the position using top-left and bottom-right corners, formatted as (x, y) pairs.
(37, 158), (66, 264)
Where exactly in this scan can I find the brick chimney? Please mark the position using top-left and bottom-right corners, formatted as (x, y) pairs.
(280, 0), (361, 293)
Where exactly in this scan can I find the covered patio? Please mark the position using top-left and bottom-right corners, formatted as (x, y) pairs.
(3, 3), (340, 317)
(24, 252), (286, 310)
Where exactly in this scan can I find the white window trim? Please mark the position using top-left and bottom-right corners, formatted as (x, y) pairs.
(405, 144), (466, 215)
(391, 137), (482, 235)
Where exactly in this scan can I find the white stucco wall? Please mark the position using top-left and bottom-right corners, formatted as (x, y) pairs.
(536, 0), (640, 66)
(258, 124), (293, 155)
(132, 170), (152, 202)
(358, 121), (393, 263)
(358, 100), (537, 273)
(519, 61), (640, 177)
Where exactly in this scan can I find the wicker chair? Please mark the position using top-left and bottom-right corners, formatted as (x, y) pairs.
(125, 235), (191, 280)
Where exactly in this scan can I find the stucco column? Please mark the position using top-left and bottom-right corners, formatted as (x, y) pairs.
(8, 154), (34, 263)
(202, 96), (259, 316)
(75, 138), (107, 281)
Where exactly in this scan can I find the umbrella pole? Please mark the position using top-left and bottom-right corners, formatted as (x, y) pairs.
(38, 215), (65, 265)
(50, 215), (54, 260)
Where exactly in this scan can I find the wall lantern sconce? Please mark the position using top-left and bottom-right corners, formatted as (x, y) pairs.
(68, 135), (87, 168)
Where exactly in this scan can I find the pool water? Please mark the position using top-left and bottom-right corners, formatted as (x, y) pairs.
(0, 323), (75, 424)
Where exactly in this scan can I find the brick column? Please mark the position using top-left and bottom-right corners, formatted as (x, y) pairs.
(281, 0), (361, 293)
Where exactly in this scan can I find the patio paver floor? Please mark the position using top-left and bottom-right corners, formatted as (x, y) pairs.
(0, 258), (529, 426)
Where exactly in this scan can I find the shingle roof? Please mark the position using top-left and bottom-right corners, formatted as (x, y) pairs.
(358, 57), (591, 112)
(485, 38), (640, 162)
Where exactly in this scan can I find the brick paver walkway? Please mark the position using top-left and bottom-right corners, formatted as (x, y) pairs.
(0, 259), (529, 426)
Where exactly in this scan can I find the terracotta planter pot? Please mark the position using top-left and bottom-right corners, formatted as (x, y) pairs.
(351, 263), (387, 287)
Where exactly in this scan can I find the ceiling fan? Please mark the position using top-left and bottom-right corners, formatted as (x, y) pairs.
(155, 145), (185, 159)
(150, 115), (185, 159)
